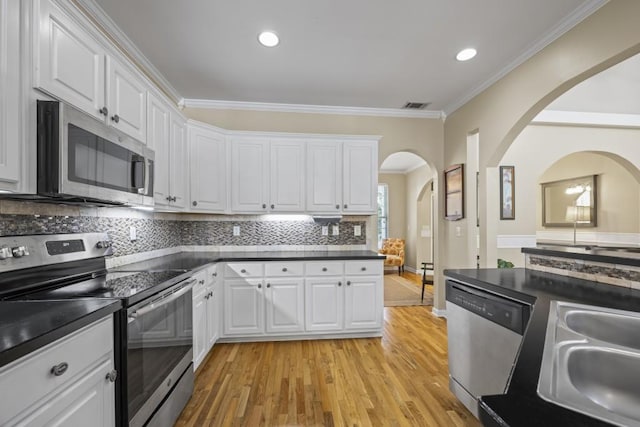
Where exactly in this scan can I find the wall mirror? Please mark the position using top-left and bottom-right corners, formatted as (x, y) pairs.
(541, 175), (597, 227)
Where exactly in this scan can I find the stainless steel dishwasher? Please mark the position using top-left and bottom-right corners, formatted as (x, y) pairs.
(446, 279), (531, 417)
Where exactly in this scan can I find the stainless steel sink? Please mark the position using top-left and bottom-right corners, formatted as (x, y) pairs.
(538, 301), (640, 427)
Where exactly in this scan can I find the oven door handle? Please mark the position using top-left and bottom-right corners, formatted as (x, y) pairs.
(129, 279), (195, 319)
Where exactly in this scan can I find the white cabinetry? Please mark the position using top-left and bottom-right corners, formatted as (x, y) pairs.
(306, 140), (378, 214)
(188, 123), (227, 212)
(305, 278), (344, 332)
(264, 262), (305, 333)
(0, 0), (21, 190)
(36, 0), (147, 143)
(230, 137), (305, 213)
(192, 265), (220, 370)
(0, 316), (115, 427)
(224, 278), (264, 335)
(168, 113), (187, 208)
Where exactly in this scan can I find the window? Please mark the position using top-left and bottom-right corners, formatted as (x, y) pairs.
(377, 184), (388, 248)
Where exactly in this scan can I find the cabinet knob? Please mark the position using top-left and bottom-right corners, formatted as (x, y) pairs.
(338, 281), (342, 286)
(266, 283), (271, 288)
(212, 272), (217, 277)
(344, 204), (348, 209)
(262, 204), (267, 209)
(347, 281), (351, 286)
(204, 293), (209, 300)
(361, 267), (366, 271)
(111, 114), (120, 123)
(99, 107), (108, 116)
(209, 291), (213, 297)
(336, 204), (340, 209)
(271, 204), (275, 209)
(258, 284), (262, 289)
(241, 269), (247, 273)
(51, 362), (69, 376)
(192, 201), (198, 206)
(282, 267), (287, 272)
(166, 196), (171, 201)
(171, 196), (177, 202)
(322, 267), (327, 272)
(199, 280), (205, 285)
(105, 369), (118, 383)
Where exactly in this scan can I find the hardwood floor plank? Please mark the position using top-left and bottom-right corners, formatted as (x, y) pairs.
(176, 306), (480, 427)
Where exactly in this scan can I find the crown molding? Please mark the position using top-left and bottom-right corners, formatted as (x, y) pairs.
(533, 110), (640, 128)
(71, 0), (183, 105)
(183, 98), (445, 119)
(443, 0), (608, 115)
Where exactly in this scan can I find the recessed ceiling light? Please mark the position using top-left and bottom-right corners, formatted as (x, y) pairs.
(258, 31), (279, 47)
(456, 48), (477, 61)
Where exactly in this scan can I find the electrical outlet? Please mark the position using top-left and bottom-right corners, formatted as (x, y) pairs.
(233, 226), (240, 236)
(321, 226), (329, 236)
(332, 225), (339, 236)
(129, 226), (137, 241)
(353, 225), (361, 236)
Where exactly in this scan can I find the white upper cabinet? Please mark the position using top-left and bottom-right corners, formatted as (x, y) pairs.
(342, 140), (378, 213)
(168, 113), (187, 209)
(0, 0), (22, 189)
(35, 0), (148, 143)
(230, 137), (270, 213)
(269, 140), (305, 212)
(188, 123), (227, 212)
(147, 92), (170, 204)
(306, 140), (343, 213)
(106, 57), (147, 143)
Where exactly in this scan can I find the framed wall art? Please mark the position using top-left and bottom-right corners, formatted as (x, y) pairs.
(444, 163), (464, 220)
(500, 166), (515, 220)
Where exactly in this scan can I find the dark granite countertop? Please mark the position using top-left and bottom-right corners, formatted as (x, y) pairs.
(443, 268), (640, 427)
(0, 299), (121, 369)
(112, 250), (385, 272)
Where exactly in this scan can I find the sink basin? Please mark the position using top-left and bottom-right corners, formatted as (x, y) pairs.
(538, 301), (640, 426)
(564, 310), (640, 351)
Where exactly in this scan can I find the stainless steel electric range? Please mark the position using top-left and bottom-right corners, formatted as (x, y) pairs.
(0, 233), (195, 427)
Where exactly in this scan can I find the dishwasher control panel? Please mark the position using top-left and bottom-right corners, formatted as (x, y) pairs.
(446, 279), (531, 335)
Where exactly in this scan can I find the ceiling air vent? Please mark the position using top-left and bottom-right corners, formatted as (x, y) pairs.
(403, 102), (431, 109)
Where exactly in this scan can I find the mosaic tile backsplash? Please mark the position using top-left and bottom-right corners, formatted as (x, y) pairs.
(0, 208), (367, 258)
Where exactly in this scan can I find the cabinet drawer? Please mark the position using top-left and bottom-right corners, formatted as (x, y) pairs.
(0, 316), (113, 423)
(305, 261), (344, 276)
(225, 262), (264, 278)
(265, 262), (303, 277)
(345, 260), (383, 276)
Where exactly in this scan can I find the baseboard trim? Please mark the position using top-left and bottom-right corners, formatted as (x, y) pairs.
(431, 308), (447, 318)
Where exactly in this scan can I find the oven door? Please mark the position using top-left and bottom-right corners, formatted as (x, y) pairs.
(126, 279), (194, 427)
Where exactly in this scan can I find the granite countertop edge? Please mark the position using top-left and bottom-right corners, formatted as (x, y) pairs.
(444, 267), (640, 427)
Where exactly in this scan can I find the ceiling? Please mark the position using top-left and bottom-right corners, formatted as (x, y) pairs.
(91, 0), (604, 114)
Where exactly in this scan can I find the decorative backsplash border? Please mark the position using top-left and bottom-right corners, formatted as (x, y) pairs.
(526, 254), (640, 290)
(0, 202), (368, 258)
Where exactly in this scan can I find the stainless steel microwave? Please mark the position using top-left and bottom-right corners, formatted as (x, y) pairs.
(36, 100), (154, 206)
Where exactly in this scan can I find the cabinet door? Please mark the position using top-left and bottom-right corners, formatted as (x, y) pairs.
(345, 276), (383, 329)
(189, 125), (227, 212)
(36, 0), (106, 121)
(223, 279), (264, 335)
(147, 93), (170, 205)
(269, 140), (305, 212)
(106, 57), (146, 143)
(306, 141), (342, 213)
(0, 0), (21, 188)
(9, 357), (114, 427)
(342, 141), (378, 213)
(265, 278), (304, 333)
(230, 137), (269, 213)
(169, 113), (187, 209)
(304, 278), (344, 331)
(206, 286), (218, 349)
(192, 289), (207, 370)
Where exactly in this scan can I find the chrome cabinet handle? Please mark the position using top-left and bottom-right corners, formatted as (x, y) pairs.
(193, 201), (198, 206)
(270, 204), (274, 209)
(266, 283), (271, 288)
(170, 196), (177, 202)
(361, 267), (366, 271)
(282, 267), (287, 272)
(344, 204), (348, 209)
(99, 107), (108, 116)
(336, 204), (340, 209)
(258, 284), (262, 289)
(212, 272), (217, 277)
(209, 291), (213, 297)
(262, 204), (267, 209)
(322, 267), (327, 272)
(166, 196), (171, 201)
(338, 281), (342, 287)
(241, 269), (247, 273)
(51, 362), (69, 376)
(106, 369), (117, 382)
(347, 281), (351, 286)
(111, 114), (120, 123)
(199, 280), (205, 285)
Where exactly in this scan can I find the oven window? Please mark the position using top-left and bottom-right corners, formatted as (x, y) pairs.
(67, 124), (139, 194)
(127, 288), (193, 420)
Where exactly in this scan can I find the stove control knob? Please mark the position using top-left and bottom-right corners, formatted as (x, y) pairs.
(11, 246), (29, 258)
(97, 241), (112, 249)
(0, 247), (13, 260)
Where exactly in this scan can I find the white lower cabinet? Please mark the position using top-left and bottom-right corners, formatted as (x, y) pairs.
(0, 316), (115, 427)
(192, 265), (220, 370)
(221, 259), (383, 340)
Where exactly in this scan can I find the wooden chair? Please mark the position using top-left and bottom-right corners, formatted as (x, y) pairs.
(378, 238), (405, 275)
(421, 262), (434, 302)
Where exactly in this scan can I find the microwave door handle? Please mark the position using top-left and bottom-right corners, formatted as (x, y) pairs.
(131, 155), (145, 192)
(129, 280), (195, 319)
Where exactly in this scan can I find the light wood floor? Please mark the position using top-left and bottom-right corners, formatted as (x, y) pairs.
(176, 276), (478, 427)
